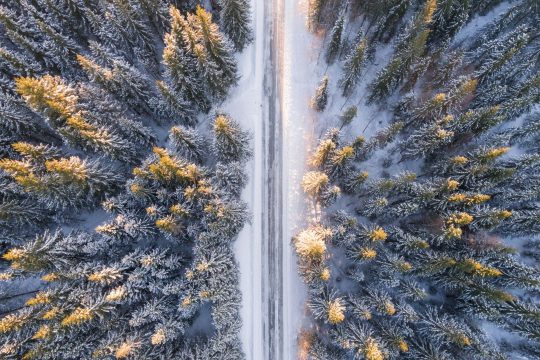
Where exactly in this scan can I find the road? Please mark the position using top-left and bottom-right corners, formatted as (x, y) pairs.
(265, 0), (314, 358)
(232, 0), (313, 358)
(262, 0), (284, 357)
(262, 0), (315, 358)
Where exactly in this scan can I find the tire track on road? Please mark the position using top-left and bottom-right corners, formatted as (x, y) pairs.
(262, 0), (284, 358)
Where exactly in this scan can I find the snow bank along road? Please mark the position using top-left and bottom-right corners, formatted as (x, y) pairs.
(228, 0), (313, 358)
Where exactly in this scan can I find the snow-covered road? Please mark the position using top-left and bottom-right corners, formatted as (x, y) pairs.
(226, 0), (318, 358)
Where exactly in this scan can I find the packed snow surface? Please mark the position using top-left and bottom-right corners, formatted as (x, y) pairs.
(224, 0), (264, 356)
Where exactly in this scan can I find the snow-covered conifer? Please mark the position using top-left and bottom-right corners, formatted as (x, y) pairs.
(169, 126), (207, 163)
(311, 75), (329, 111)
(340, 36), (368, 96)
(340, 106), (357, 128)
(192, 6), (238, 99)
(219, 0), (253, 51)
(325, 14), (344, 64)
(212, 113), (251, 163)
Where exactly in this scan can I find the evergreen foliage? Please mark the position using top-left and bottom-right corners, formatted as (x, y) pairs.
(0, 1), (251, 358)
(326, 14), (344, 64)
(301, 1), (540, 358)
(311, 76), (329, 112)
(218, 0), (252, 51)
(340, 36), (368, 97)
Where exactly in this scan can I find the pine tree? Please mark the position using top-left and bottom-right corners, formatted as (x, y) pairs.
(0, 6), (44, 64)
(134, 0), (169, 35)
(0, 93), (45, 141)
(309, 338), (346, 360)
(107, 0), (156, 57)
(0, 142), (123, 209)
(311, 75), (329, 111)
(433, 50), (465, 87)
(308, 289), (346, 324)
(343, 170), (369, 193)
(302, 171), (330, 198)
(76, 54), (153, 114)
(169, 125), (207, 163)
(212, 113), (251, 163)
(14, 75), (78, 128)
(39, 0), (92, 35)
(294, 224), (331, 261)
(371, 0), (412, 44)
(358, 122), (404, 160)
(401, 121), (454, 159)
(340, 36), (368, 96)
(474, 26), (530, 84)
(419, 308), (473, 348)
(332, 321), (386, 359)
(328, 145), (355, 178)
(429, 0), (471, 45)
(162, 32), (209, 112)
(153, 80), (195, 124)
(213, 162), (248, 198)
(174, 6), (238, 100)
(307, 0), (325, 30)
(368, 0), (436, 102)
(14, 75), (137, 161)
(340, 106), (357, 128)
(368, 57), (404, 103)
(451, 106), (503, 135)
(0, 47), (41, 77)
(219, 0), (252, 51)
(326, 14), (344, 64)
(32, 16), (81, 76)
(310, 136), (337, 168)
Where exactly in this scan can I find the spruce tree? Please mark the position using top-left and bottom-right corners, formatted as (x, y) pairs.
(340, 106), (357, 128)
(311, 75), (329, 111)
(212, 113), (251, 163)
(219, 0), (253, 51)
(340, 36), (368, 96)
(162, 30), (211, 113)
(193, 6), (238, 98)
(326, 14), (344, 64)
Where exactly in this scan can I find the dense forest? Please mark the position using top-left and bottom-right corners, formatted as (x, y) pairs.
(1, 0), (539, 359)
(299, 0), (540, 359)
(0, 0), (252, 359)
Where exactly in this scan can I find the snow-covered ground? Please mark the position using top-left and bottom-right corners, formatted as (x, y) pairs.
(223, 0), (265, 356)
(281, 0), (319, 358)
